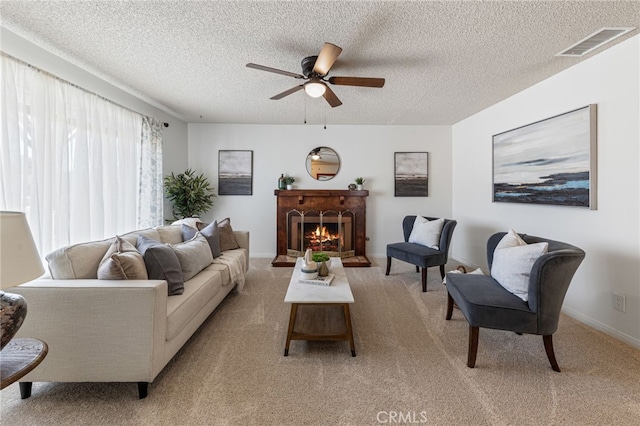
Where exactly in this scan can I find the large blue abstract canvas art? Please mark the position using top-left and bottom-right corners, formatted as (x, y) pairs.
(493, 105), (597, 209)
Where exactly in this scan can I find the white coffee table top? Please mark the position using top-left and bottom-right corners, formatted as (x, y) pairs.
(284, 257), (354, 304)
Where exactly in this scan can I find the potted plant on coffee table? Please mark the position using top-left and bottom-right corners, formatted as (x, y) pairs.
(312, 252), (331, 276)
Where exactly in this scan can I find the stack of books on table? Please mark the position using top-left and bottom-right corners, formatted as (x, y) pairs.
(298, 274), (335, 286)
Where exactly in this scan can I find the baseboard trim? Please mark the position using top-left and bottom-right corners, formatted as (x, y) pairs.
(561, 306), (640, 349)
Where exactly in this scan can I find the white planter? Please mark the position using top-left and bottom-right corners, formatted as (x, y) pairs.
(287, 184), (293, 190)
(357, 184), (363, 191)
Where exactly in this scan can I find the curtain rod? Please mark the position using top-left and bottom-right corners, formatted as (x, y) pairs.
(1, 51), (168, 127)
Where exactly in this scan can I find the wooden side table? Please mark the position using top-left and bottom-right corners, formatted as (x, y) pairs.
(0, 338), (48, 399)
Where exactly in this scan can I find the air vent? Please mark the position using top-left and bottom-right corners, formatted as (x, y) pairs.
(556, 27), (636, 57)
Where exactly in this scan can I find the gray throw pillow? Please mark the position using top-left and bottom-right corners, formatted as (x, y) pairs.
(217, 217), (240, 252)
(98, 236), (148, 280)
(171, 233), (214, 281)
(182, 221), (221, 258)
(136, 235), (184, 296)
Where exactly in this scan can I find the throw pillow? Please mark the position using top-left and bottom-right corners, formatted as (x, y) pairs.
(408, 216), (445, 249)
(97, 236), (148, 280)
(171, 233), (214, 281)
(171, 217), (204, 229)
(491, 229), (549, 301)
(182, 221), (222, 258)
(136, 235), (184, 296)
(218, 217), (240, 252)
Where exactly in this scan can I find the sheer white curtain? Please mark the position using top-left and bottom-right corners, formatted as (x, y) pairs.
(1, 55), (163, 257)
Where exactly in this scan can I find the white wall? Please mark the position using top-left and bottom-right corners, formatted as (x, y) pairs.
(188, 124), (452, 260)
(452, 35), (640, 348)
(0, 27), (189, 217)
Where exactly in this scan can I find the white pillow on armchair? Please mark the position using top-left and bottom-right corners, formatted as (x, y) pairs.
(408, 216), (445, 249)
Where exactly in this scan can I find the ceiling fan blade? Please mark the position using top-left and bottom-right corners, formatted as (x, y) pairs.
(322, 85), (343, 108)
(270, 85), (304, 100)
(328, 76), (385, 88)
(313, 43), (342, 75)
(246, 63), (304, 79)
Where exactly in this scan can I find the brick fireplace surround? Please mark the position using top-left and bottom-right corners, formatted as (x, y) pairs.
(273, 189), (370, 267)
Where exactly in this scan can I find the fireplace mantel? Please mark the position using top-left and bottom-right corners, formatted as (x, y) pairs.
(273, 189), (370, 267)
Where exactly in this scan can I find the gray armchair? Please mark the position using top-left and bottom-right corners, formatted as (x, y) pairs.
(385, 216), (457, 292)
(445, 232), (585, 371)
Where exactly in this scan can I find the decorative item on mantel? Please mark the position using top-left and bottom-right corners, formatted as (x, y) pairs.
(283, 174), (295, 190)
(278, 174), (286, 190)
(354, 177), (365, 191)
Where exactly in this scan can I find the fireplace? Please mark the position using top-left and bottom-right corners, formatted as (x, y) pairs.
(273, 189), (370, 267)
(287, 210), (354, 258)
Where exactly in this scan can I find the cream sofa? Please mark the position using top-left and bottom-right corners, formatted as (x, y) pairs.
(13, 224), (249, 399)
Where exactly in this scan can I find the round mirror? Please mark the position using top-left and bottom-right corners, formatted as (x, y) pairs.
(306, 146), (340, 181)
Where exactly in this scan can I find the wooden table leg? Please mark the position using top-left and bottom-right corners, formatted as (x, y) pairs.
(284, 304), (298, 356)
(343, 304), (356, 357)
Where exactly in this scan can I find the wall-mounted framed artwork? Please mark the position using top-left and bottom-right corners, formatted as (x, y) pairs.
(492, 104), (597, 209)
(218, 150), (253, 195)
(394, 152), (429, 197)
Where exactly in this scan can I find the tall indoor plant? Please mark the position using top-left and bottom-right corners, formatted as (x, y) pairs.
(164, 168), (215, 220)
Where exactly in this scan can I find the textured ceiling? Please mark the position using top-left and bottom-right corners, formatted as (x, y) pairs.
(1, 1), (638, 125)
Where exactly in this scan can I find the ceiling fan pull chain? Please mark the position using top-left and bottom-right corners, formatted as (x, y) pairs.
(324, 103), (327, 130)
(304, 97), (307, 124)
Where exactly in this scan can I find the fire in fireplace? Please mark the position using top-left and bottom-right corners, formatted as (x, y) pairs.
(287, 210), (354, 258)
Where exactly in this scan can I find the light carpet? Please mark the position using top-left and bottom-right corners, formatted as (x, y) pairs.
(1, 258), (639, 425)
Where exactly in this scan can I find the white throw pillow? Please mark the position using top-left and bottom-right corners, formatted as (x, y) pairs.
(408, 216), (445, 249)
(442, 267), (484, 284)
(491, 229), (548, 301)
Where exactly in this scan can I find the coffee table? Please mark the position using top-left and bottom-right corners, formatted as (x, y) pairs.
(284, 257), (356, 357)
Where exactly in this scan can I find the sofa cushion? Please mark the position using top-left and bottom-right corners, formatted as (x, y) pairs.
(166, 269), (222, 341)
(136, 235), (184, 296)
(217, 218), (240, 251)
(97, 236), (148, 280)
(46, 228), (161, 279)
(182, 221), (221, 258)
(157, 225), (184, 245)
(408, 216), (444, 249)
(170, 233), (213, 281)
(491, 229), (548, 301)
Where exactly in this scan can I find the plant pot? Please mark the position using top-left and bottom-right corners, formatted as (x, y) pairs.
(287, 184), (293, 190)
(357, 184), (363, 191)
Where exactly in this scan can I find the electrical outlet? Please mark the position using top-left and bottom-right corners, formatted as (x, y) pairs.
(613, 293), (626, 313)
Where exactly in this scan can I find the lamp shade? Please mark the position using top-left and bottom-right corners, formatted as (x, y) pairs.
(0, 211), (44, 289)
(304, 81), (326, 98)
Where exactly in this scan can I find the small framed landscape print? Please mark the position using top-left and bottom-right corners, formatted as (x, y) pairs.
(394, 152), (429, 197)
(218, 150), (253, 195)
(492, 104), (597, 209)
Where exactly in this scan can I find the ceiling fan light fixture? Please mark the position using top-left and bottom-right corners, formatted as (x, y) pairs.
(304, 80), (326, 98)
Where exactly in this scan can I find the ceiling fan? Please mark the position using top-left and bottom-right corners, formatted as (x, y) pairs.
(246, 42), (385, 108)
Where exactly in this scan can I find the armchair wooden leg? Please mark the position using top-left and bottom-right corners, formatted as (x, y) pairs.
(543, 334), (561, 372)
(19, 382), (32, 399)
(467, 326), (479, 368)
(439, 264), (445, 279)
(385, 257), (392, 276)
(446, 293), (454, 320)
(421, 268), (427, 292)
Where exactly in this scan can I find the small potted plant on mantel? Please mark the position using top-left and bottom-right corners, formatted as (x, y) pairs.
(355, 177), (365, 191)
(283, 174), (295, 190)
